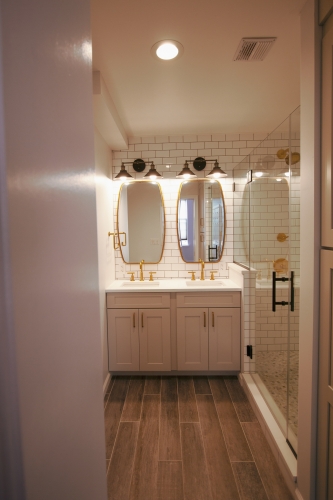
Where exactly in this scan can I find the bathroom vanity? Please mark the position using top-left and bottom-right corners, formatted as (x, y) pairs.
(106, 279), (241, 374)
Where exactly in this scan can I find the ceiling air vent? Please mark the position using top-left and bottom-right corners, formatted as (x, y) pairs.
(233, 37), (276, 62)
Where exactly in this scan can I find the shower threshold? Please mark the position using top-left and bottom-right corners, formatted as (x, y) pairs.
(251, 372), (298, 455)
(239, 373), (297, 484)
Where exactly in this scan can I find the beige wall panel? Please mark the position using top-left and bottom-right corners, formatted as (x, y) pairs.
(317, 250), (333, 498)
(321, 26), (333, 247)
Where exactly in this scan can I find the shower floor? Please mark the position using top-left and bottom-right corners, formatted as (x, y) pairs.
(255, 350), (299, 436)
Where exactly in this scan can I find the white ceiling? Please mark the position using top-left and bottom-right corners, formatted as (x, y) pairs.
(91, 0), (307, 138)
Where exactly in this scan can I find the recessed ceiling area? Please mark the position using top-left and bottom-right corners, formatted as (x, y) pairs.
(91, 0), (307, 138)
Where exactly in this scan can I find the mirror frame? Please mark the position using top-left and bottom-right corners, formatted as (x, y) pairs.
(176, 179), (226, 263)
(116, 181), (166, 264)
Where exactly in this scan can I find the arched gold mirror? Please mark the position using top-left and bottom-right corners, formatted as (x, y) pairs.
(117, 181), (165, 263)
(177, 179), (225, 262)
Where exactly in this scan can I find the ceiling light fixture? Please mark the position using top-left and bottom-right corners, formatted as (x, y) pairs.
(176, 161), (197, 179)
(144, 162), (163, 180)
(151, 40), (184, 61)
(206, 160), (227, 179)
(115, 163), (133, 181)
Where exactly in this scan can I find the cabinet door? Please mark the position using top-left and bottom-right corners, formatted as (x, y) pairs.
(177, 308), (208, 371)
(322, 25), (333, 247)
(209, 308), (240, 371)
(139, 309), (171, 371)
(107, 309), (139, 371)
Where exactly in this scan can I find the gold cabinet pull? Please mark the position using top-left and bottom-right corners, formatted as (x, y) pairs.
(133, 313), (135, 328)
(141, 312), (144, 328)
(204, 311), (206, 328)
(212, 312), (215, 327)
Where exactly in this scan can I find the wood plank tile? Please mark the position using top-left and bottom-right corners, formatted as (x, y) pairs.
(159, 377), (181, 461)
(105, 376), (130, 459)
(129, 395), (160, 500)
(196, 395), (240, 500)
(106, 375), (114, 393)
(180, 422), (213, 500)
(144, 376), (161, 394)
(157, 461), (184, 500)
(232, 462), (269, 500)
(107, 422), (139, 500)
(104, 392), (110, 407)
(224, 377), (257, 422)
(178, 377), (199, 423)
(193, 376), (212, 394)
(104, 376), (114, 407)
(243, 423), (294, 500)
(209, 377), (253, 461)
(121, 376), (145, 421)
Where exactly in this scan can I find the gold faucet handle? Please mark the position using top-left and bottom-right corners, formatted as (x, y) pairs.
(149, 272), (156, 282)
(188, 271), (196, 281)
(210, 271), (218, 281)
(127, 272), (135, 281)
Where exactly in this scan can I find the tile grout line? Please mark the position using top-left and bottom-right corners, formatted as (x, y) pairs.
(127, 376), (147, 498)
(106, 376), (132, 471)
(104, 376), (115, 408)
(239, 421), (271, 500)
(176, 376), (185, 500)
(207, 377), (243, 500)
(224, 378), (270, 500)
(194, 377), (215, 500)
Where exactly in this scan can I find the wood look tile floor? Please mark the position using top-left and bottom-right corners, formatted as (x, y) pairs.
(104, 376), (293, 500)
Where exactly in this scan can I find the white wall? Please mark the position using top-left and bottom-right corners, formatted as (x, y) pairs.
(94, 129), (114, 384)
(0, 1), (107, 498)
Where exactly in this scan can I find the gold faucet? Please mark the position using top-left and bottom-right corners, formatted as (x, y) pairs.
(139, 260), (145, 281)
(199, 259), (205, 280)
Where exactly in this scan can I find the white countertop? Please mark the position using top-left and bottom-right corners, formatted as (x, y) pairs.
(106, 278), (241, 293)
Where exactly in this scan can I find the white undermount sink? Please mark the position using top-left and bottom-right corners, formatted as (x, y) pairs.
(186, 280), (226, 287)
(121, 281), (159, 287)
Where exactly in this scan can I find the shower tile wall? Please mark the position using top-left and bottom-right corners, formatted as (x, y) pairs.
(255, 288), (300, 351)
(233, 133), (300, 277)
(112, 133), (267, 280)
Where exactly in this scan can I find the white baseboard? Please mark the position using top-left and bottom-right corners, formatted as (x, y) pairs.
(103, 372), (111, 396)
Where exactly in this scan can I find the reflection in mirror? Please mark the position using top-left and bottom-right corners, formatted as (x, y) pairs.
(177, 179), (225, 263)
(117, 182), (165, 263)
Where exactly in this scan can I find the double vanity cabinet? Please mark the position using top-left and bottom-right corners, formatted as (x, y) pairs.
(106, 280), (241, 374)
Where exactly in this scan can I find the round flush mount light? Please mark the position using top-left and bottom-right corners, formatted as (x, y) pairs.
(151, 40), (184, 61)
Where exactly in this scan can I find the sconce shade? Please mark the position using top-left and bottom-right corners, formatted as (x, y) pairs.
(176, 161), (197, 179)
(144, 162), (163, 179)
(206, 161), (227, 179)
(115, 163), (134, 180)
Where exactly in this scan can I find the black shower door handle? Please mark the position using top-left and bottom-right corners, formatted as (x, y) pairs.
(272, 271), (294, 312)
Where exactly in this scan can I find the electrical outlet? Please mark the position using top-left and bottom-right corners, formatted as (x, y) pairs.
(150, 238), (159, 245)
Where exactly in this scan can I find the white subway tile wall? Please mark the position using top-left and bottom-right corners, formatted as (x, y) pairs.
(112, 133), (265, 280)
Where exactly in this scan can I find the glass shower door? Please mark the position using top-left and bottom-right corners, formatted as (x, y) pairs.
(244, 107), (300, 456)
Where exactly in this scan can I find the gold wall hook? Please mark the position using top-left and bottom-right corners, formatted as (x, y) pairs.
(108, 232), (120, 249)
(119, 231), (127, 247)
